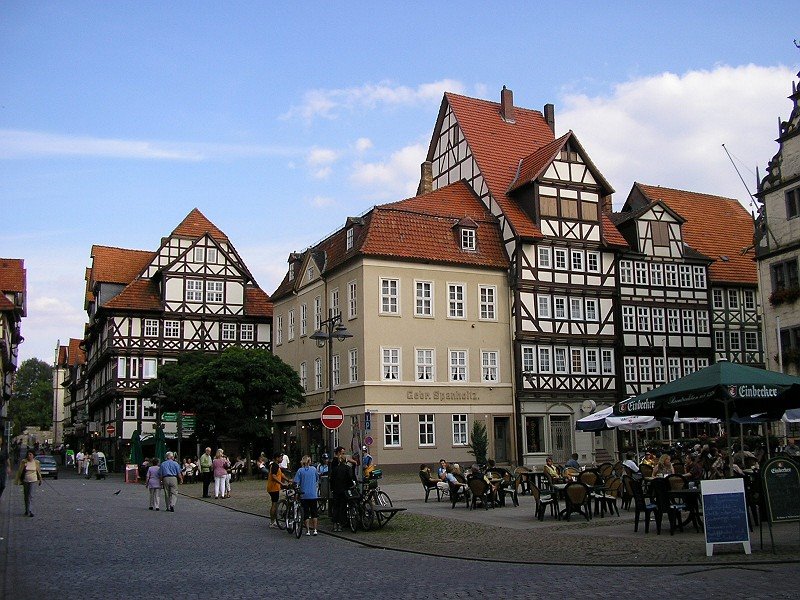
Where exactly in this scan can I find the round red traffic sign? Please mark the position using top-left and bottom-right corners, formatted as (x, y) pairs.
(106, 424), (116, 436)
(320, 404), (344, 430)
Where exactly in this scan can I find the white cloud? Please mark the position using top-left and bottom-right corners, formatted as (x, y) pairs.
(350, 142), (427, 201)
(0, 130), (303, 161)
(282, 79), (466, 122)
(354, 137), (373, 153)
(307, 147), (338, 166)
(309, 195), (335, 208)
(557, 64), (797, 209)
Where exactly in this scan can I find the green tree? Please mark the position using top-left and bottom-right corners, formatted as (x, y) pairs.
(143, 347), (304, 453)
(9, 358), (53, 436)
(468, 420), (489, 465)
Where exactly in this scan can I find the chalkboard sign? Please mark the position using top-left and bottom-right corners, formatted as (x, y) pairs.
(762, 457), (800, 523)
(701, 479), (751, 556)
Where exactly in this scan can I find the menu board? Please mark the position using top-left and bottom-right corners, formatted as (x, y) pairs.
(762, 457), (800, 523)
(701, 479), (751, 556)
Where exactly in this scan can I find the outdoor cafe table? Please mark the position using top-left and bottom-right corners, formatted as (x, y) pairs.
(667, 487), (702, 532)
(552, 483), (609, 519)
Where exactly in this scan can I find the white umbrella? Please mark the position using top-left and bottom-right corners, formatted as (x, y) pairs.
(606, 414), (661, 459)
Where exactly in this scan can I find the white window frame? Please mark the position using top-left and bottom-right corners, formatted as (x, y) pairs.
(619, 260), (633, 284)
(554, 347), (568, 374)
(681, 310), (695, 334)
(654, 357), (666, 382)
(697, 312), (709, 335)
(461, 228), (476, 251)
(586, 348), (599, 374)
(221, 323), (236, 341)
(538, 347), (552, 374)
(668, 357), (681, 381)
(346, 227), (354, 250)
(570, 298), (583, 321)
(314, 357), (322, 390)
(624, 357), (637, 382)
(143, 358), (157, 380)
(193, 247), (205, 263)
(665, 264), (678, 287)
(639, 357), (652, 382)
(449, 349), (468, 382)
(124, 398), (137, 419)
(538, 246), (552, 268)
(554, 296), (567, 320)
(667, 309), (680, 333)
(712, 289), (724, 310)
(729, 331), (741, 351)
(585, 298), (598, 321)
(452, 414), (468, 446)
(637, 307), (650, 332)
(570, 348), (583, 374)
(300, 362), (307, 391)
(622, 306), (635, 331)
(538, 295), (552, 319)
(481, 350), (499, 383)
(587, 251), (600, 273)
(693, 266), (706, 289)
(571, 250), (584, 272)
(117, 357), (127, 378)
(206, 280), (223, 303)
(288, 310), (295, 341)
(416, 348), (435, 382)
(348, 281), (358, 319)
(448, 283), (466, 319)
(728, 289), (740, 310)
(635, 262), (649, 286)
(381, 347), (401, 381)
(418, 414), (435, 447)
(276, 315), (283, 345)
(479, 285), (497, 321)
(206, 247), (217, 264)
(715, 330), (726, 351)
(144, 319), (159, 337)
(744, 290), (756, 311)
(349, 348), (358, 383)
(683, 357), (696, 375)
(384, 414), (401, 447)
(186, 279), (203, 302)
(380, 278), (400, 315)
(652, 308), (665, 332)
(679, 265), (693, 288)
(601, 349), (614, 375)
(332, 354), (340, 387)
(164, 320), (180, 339)
(415, 281), (434, 317)
(300, 303), (308, 337)
(745, 331), (759, 351)
(554, 248), (567, 270)
(241, 323), (254, 341)
(522, 346), (535, 372)
(314, 296), (322, 331)
(651, 263), (664, 287)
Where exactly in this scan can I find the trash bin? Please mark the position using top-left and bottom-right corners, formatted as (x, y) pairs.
(125, 463), (139, 483)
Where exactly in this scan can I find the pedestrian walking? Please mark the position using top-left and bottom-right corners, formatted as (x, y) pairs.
(294, 455), (320, 536)
(199, 447), (213, 498)
(159, 451), (183, 512)
(328, 446), (354, 532)
(212, 449), (230, 499)
(0, 437), (9, 499)
(267, 451), (289, 528)
(15, 450), (42, 517)
(146, 458), (162, 511)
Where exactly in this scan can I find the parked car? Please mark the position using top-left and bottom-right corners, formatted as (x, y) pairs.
(37, 455), (59, 479)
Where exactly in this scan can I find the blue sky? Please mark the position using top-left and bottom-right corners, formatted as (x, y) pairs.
(2, 2), (799, 364)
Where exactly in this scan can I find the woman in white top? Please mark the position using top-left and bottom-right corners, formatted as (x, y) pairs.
(16, 451), (42, 517)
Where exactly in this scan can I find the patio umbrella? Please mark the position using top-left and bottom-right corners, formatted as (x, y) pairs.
(130, 429), (143, 467)
(576, 406), (660, 457)
(154, 426), (167, 462)
(613, 361), (800, 421)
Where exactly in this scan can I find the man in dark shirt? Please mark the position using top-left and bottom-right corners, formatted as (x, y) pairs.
(328, 446), (354, 532)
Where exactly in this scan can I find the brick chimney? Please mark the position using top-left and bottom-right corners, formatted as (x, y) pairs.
(601, 195), (613, 215)
(419, 161), (433, 195)
(544, 103), (555, 133)
(500, 86), (515, 123)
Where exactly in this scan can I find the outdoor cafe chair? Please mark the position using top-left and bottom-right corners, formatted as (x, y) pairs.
(513, 466), (532, 496)
(649, 477), (685, 535)
(612, 461), (624, 478)
(578, 470), (599, 487)
(639, 463), (654, 478)
(666, 474), (687, 491)
(626, 476), (661, 534)
(449, 475), (471, 509)
(419, 469), (444, 502)
(598, 462), (614, 479)
(592, 475), (622, 517)
(562, 482), (592, 521)
(467, 477), (495, 510)
(531, 484), (559, 520)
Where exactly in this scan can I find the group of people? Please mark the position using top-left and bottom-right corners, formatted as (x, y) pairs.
(144, 451), (183, 511)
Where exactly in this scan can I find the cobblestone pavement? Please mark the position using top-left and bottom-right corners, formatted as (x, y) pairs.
(1, 471), (799, 600)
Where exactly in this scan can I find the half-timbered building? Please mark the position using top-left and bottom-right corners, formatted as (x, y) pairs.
(756, 73), (800, 377)
(610, 199), (714, 398)
(271, 182), (514, 467)
(423, 88), (628, 464)
(81, 209), (272, 465)
(55, 338), (87, 448)
(0, 258), (26, 420)
(625, 184), (762, 369)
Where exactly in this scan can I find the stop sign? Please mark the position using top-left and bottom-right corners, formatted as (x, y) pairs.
(106, 424), (116, 436)
(320, 404), (344, 430)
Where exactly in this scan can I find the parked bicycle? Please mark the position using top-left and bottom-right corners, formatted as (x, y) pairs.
(345, 469), (392, 532)
(276, 483), (305, 538)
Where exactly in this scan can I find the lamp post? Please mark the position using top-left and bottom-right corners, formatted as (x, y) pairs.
(309, 313), (353, 453)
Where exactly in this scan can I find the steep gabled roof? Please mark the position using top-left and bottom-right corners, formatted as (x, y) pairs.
(170, 208), (229, 242)
(244, 286), (273, 318)
(271, 181), (507, 301)
(89, 246), (155, 285)
(0, 258), (26, 292)
(67, 338), (86, 366)
(630, 183), (756, 284)
(439, 92), (555, 239)
(103, 279), (162, 311)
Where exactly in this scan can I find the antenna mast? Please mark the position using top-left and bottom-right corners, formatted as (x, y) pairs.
(721, 143), (759, 211)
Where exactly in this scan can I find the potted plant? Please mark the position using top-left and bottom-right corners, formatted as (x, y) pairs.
(468, 421), (488, 466)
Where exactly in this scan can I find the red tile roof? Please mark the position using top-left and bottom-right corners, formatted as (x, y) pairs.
(271, 182), (507, 301)
(442, 92), (555, 239)
(171, 208), (229, 242)
(244, 286), (273, 317)
(90, 246), (155, 285)
(633, 183), (757, 284)
(67, 338), (86, 366)
(600, 214), (629, 249)
(508, 132), (572, 193)
(0, 258), (26, 292)
(103, 279), (163, 311)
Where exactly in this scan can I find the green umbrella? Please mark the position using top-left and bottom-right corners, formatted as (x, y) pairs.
(154, 426), (167, 462)
(130, 429), (143, 466)
(615, 361), (800, 420)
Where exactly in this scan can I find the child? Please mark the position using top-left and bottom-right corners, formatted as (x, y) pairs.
(146, 458), (162, 511)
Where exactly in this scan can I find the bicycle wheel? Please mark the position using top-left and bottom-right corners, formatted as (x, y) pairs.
(276, 499), (289, 531)
(360, 501), (375, 531)
(347, 503), (359, 532)
(293, 503), (303, 539)
(374, 491), (392, 507)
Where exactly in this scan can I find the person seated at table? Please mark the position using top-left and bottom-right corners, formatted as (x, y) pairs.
(435, 459), (449, 492)
(622, 452), (641, 476)
(730, 456), (746, 478)
(652, 453), (674, 478)
(445, 464), (468, 489)
(564, 453), (580, 470)
(683, 453), (703, 481)
(710, 450), (729, 479)
(543, 456), (560, 480)
(641, 451), (657, 467)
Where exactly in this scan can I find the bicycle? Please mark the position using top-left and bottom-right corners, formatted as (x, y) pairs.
(283, 484), (304, 539)
(345, 469), (392, 532)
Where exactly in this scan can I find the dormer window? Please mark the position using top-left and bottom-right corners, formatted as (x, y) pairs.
(346, 227), (354, 250)
(288, 266), (295, 281)
(193, 247), (205, 262)
(461, 228), (476, 251)
(207, 247), (218, 263)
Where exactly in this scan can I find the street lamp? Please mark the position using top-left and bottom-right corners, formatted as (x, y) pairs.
(309, 313), (352, 451)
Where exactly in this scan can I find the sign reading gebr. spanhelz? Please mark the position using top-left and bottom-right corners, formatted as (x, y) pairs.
(762, 457), (800, 523)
